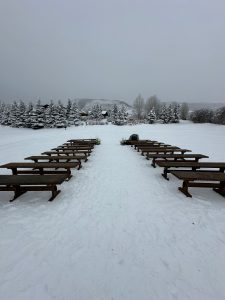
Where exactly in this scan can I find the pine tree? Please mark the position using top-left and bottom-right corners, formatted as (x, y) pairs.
(167, 104), (173, 123)
(55, 100), (67, 128)
(159, 104), (168, 123)
(148, 107), (157, 124)
(172, 103), (180, 123)
(69, 102), (80, 125)
(10, 101), (20, 127)
(66, 99), (72, 118)
(111, 104), (118, 123)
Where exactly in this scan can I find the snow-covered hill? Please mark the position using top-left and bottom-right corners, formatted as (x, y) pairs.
(76, 98), (132, 111)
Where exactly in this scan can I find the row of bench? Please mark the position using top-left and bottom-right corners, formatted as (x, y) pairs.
(123, 139), (225, 198)
(0, 139), (99, 202)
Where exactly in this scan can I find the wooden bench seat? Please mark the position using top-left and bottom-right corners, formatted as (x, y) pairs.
(61, 143), (94, 147)
(133, 142), (166, 149)
(156, 161), (225, 180)
(67, 139), (98, 145)
(0, 174), (67, 201)
(43, 150), (90, 157)
(25, 155), (87, 164)
(137, 144), (174, 152)
(51, 148), (91, 154)
(0, 162), (80, 180)
(121, 140), (156, 146)
(171, 171), (225, 197)
(147, 153), (209, 167)
(141, 147), (191, 156)
(56, 145), (93, 151)
(134, 142), (171, 152)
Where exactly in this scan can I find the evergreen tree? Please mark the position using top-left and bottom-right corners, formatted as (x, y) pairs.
(111, 104), (118, 123)
(10, 101), (20, 127)
(213, 107), (225, 124)
(167, 104), (173, 123)
(159, 104), (169, 123)
(172, 103), (180, 123)
(148, 107), (157, 124)
(66, 99), (72, 118)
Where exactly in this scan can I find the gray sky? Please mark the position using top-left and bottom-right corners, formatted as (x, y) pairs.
(0, 0), (225, 104)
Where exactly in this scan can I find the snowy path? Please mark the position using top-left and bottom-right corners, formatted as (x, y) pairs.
(1, 124), (225, 300)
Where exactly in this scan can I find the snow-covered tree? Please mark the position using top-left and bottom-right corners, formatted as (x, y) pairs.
(190, 109), (214, 123)
(111, 104), (119, 123)
(213, 106), (225, 124)
(171, 103), (180, 123)
(148, 107), (157, 124)
(69, 102), (80, 125)
(159, 104), (169, 123)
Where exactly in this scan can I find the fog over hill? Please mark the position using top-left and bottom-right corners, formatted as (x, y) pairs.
(187, 102), (225, 111)
(76, 98), (132, 111)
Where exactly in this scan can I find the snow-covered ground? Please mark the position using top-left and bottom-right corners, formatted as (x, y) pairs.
(0, 122), (225, 300)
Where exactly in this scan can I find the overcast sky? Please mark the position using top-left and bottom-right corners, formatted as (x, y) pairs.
(0, 0), (225, 104)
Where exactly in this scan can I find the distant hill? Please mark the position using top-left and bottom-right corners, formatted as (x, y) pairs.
(76, 98), (132, 111)
(187, 102), (225, 112)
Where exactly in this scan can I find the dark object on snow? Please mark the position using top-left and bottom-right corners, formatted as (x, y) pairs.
(129, 134), (139, 141)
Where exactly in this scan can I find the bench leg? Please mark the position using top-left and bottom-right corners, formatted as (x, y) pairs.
(151, 158), (156, 168)
(178, 180), (192, 197)
(213, 188), (225, 197)
(162, 168), (169, 180)
(10, 186), (27, 202)
(213, 181), (225, 197)
(49, 186), (61, 201)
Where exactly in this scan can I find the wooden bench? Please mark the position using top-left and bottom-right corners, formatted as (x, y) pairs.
(25, 155), (87, 164)
(51, 148), (91, 155)
(43, 150), (90, 157)
(56, 145), (93, 151)
(141, 147), (191, 156)
(137, 144), (174, 152)
(156, 161), (225, 180)
(171, 171), (225, 198)
(147, 153), (209, 167)
(0, 174), (67, 201)
(121, 139), (156, 146)
(67, 139), (98, 145)
(134, 142), (169, 150)
(131, 141), (159, 147)
(0, 162), (80, 180)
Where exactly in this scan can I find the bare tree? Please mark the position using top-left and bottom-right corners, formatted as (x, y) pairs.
(145, 95), (161, 117)
(133, 94), (145, 119)
(180, 103), (189, 120)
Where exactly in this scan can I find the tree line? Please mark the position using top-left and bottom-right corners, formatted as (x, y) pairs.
(132, 94), (189, 123)
(189, 107), (225, 124)
(0, 99), (128, 129)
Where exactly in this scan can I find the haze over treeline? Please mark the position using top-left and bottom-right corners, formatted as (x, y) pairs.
(0, 0), (225, 104)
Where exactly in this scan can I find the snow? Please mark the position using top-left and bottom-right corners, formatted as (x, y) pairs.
(0, 122), (225, 300)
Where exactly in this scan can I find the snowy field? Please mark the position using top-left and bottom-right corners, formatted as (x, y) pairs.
(0, 122), (225, 300)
